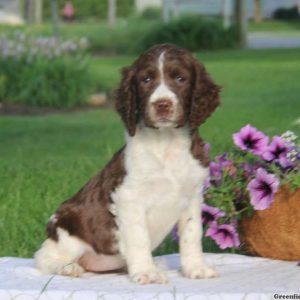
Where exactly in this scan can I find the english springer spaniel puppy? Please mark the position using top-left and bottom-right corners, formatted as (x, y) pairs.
(35, 44), (220, 284)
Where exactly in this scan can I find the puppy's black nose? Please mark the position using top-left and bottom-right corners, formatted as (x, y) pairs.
(153, 99), (172, 113)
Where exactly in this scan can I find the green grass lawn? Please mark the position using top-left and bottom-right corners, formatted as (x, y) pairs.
(1, 48), (300, 258)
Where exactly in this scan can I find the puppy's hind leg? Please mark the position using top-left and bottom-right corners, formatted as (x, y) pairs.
(35, 228), (91, 277)
(78, 252), (126, 273)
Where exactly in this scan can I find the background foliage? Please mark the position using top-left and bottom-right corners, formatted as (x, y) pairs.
(1, 16), (238, 55)
(1, 56), (91, 107)
(0, 33), (91, 107)
(138, 16), (237, 53)
(273, 6), (300, 20)
(40, 0), (134, 20)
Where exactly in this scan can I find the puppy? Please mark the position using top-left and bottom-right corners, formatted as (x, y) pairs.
(35, 44), (220, 284)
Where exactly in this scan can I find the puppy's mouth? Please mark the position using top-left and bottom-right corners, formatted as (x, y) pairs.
(152, 113), (179, 128)
(155, 111), (174, 122)
(157, 117), (172, 122)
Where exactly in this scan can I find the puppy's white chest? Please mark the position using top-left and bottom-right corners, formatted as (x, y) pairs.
(126, 127), (204, 192)
(113, 127), (208, 251)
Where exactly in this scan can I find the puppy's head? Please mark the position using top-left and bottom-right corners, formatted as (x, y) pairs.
(115, 44), (221, 136)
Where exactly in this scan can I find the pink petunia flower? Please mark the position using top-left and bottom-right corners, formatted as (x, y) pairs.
(262, 136), (294, 168)
(202, 204), (225, 225)
(209, 162), (222, 185)
(204, 143), (211, 156)
(202, 176), (211, 192)
(247, 168), (280, 210)
(171, 226), (179, 241)
(279, 156), (296, 169)
(206, 223), (240, 249)
(233, 124), (269, 155)
(241, 162), (258, 177)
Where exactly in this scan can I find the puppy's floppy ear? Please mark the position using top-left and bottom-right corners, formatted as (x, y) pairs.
(189, 58), (221, 129)
(115, 66), (137, 136)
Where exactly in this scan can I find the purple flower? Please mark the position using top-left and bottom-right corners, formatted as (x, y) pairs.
(203, 176), (211, 192)
(202, 204), (225, 225)
(209, 162), (222, 185)
(279, 156), (296, 170)
(209, 154), (237, 186)
(233, 124), (269, 155)
(206, 223), (240, 249)
(216, 153), (228, 165)
(223, 160), (237, 177)
(262, 136), (294, 168)
(204, 143), (210, 156)
(263, 136), (289, 161)
(216, 154), (237, 177)
(171, 226), (179, 241)
(247, 168), (280, 210)
(241, 163), (257, 177)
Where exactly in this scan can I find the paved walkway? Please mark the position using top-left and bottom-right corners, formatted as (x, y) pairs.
(248, 32), (300, 49)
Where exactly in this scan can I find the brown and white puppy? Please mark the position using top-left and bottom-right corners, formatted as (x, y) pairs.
(35, 44), (220, 284)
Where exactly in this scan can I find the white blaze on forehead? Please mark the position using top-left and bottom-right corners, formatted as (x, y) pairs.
(149, 51), (178, 104)
(158, 51), (165, 81)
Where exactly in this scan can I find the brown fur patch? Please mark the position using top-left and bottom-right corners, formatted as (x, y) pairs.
(190, 130), (209, 167)
(47, 147), (126, 255)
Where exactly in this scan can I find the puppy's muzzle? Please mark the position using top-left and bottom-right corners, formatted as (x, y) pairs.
(152, 99), (173, 118)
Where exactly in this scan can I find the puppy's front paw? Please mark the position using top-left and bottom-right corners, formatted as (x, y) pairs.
(131, 268), (168, 285)
(182, 262), (218, 279)
(57, 262), (85, 277)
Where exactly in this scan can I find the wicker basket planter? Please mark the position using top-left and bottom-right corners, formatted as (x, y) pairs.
(240, 186), (300, 261)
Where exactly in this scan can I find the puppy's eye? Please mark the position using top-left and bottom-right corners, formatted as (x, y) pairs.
(175, 75), (185, 83)
(142, 76), (152, 84)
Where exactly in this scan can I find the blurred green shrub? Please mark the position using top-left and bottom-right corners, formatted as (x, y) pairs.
(138, 7), (161, 20)
(86, 16), (237, 55)
(87, 19), (155, 55)
(273, 6), (300, 20)
(0, 32), (91, 108)
(0, 75), (6, 100)
(42, 0), (134, 20)
(137, 16), (237, 52)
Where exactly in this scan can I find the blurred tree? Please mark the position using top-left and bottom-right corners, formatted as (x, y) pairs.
(223, 0), (232, 29)
(35, 0), (43, 24)
(234, 0), (247, 48)
(50, 0), (60, 37)
(254, 0), (262, 23)
(108, 0), (116, 26)
(25, 0), (34, 23)
(24, 0), (43, 24)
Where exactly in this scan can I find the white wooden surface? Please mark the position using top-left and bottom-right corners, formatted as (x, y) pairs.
(0, 253), (299, 300)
